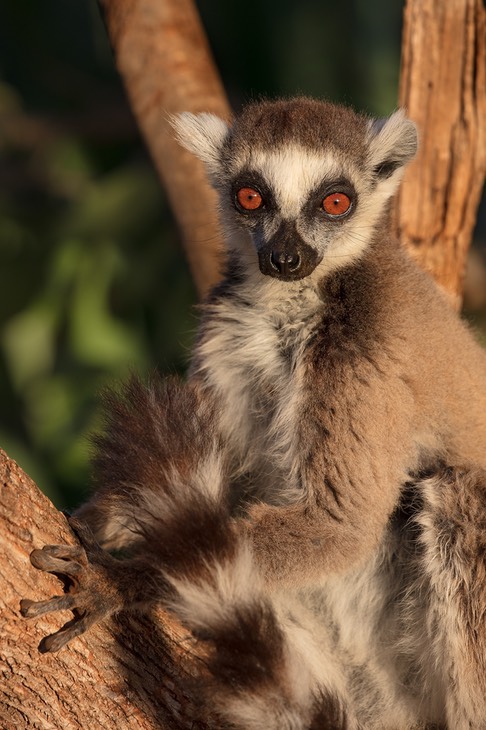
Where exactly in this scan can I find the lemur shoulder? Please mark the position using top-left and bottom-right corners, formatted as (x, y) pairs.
(22, 97), (486, 729)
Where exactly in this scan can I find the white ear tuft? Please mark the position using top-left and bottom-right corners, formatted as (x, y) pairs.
(367, 109), (418, 178)
(171, 112), (230, 176)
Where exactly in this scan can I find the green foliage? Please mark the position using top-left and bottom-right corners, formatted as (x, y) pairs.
(0, 140), (195, 505)
(0, 9), (195, 504)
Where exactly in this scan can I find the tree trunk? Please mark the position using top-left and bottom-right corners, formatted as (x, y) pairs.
(0, 449), (211, 730)
(394, 0), (486, 309)
(98, 0), (231, 298)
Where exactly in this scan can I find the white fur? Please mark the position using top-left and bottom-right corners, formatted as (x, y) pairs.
(167, 538), (354, 728)
(91, 513), (143, 551)
(172, 112), (229, 178)
(367, 110), (418, 170)
(193, 274), (323, 503)
(136, 452), (225, 526)
(223, 695), (310, 730)
(167, 542), (258, 628)
(240, 144), (345, 219)
(90, 445), (226, 550)
(415, 476), (486, 727)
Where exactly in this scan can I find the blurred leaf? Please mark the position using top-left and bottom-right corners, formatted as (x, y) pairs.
(69, 239), (147, 368)
(2, 305), (57, 388)
(44, 138), (93, 198)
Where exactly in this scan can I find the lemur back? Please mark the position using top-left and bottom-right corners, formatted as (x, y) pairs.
(22, 98), (486, 729)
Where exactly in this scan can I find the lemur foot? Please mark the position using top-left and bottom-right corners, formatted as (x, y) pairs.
(20, 518), (124, 653)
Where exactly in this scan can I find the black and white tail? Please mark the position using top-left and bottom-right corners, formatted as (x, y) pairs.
(82, 374), (350, 729)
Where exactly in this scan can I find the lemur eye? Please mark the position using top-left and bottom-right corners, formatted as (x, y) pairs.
(236, 187), (263, 211)
(322, 192), (351, 217)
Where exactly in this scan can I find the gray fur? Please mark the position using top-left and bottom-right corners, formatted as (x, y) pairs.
(175, 97), (486, 725)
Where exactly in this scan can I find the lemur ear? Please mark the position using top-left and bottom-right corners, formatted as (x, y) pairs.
(172, 112), (230, 176)
(367, 110), (418, 179)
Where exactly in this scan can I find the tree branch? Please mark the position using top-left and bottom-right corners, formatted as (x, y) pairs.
(99, 0), (231, 298)
(0, 449), (211, 730)
(394, 0), (486, 308)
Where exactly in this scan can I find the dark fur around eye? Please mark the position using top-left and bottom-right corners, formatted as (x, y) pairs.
(302, 177), (357, 223)
(230, 170), (276, 216)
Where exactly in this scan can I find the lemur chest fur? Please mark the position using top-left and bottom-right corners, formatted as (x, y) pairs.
(192, 279), (323, 496)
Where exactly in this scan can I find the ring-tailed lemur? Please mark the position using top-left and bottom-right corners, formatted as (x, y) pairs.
(22, 98), (486, 729)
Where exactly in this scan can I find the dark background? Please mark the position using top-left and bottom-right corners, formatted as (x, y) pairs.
(0, 0), (484, 508)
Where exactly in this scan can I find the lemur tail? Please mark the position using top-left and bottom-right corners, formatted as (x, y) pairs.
(166, 537), (349, 729)
(88, 374), (349, 729)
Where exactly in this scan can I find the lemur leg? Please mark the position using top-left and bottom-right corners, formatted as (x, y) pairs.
(21, 475), (240, 654)
(417, 466), (486, 729)
(21, 376), (232, 650)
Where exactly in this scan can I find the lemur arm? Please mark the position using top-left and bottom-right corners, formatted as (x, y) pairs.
(242, 351), (416, 587)
(80, 365), (413, 589)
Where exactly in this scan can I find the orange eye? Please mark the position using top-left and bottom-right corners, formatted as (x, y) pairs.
(322, 192), (351, 217)
(236, 187), (263, 211)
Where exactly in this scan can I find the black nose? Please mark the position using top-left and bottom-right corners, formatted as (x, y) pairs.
(270, 250), (301, 276)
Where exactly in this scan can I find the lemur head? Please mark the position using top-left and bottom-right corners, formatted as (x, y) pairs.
(174, 98), (417, 282)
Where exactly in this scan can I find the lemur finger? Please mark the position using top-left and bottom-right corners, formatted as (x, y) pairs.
(30, 547), (84, 576)
(40, 543), (88, 564)
(38, 613), (96, 654)
(20, 594), (77, 618)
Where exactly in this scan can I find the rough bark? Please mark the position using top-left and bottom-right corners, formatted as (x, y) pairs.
(0, 449), (210, 730)
(99, 0), (231, 298)
(394, 0), (486, 309)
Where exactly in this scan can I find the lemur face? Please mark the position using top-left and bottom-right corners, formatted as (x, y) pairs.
(226, 146), (361, 281)
(174, 98), (417, 282)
